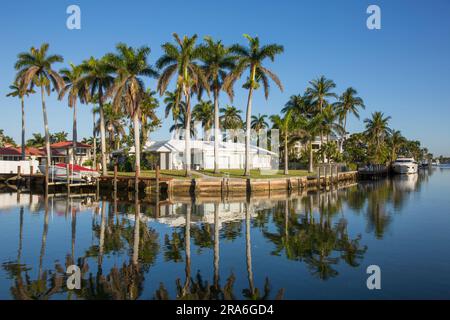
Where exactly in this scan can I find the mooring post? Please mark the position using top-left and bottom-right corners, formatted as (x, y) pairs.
(317, 166), (321, 189)
(29, 165), (33, 187)
(66, 163), (70, 194)
(155, 165), (160, 194)
(113, 163), (118, 192)
(17, 166), (21, 186)
(324, 164), (329, 187)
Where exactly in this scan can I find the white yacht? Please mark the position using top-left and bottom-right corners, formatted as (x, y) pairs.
(392, 157), (418, 174)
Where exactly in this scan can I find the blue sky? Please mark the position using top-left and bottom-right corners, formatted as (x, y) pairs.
(1, 0), (449, 155)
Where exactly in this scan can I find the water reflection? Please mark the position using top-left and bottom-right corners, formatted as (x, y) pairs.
(0, 169), (436, 300)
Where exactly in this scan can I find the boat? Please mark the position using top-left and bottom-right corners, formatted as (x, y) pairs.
(38, 163), (99, 182)
(392, 157), (418, 174)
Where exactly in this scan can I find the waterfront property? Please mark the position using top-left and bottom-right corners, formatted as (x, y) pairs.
(50, 141), (93, 165)
(1, 167), (449, 299)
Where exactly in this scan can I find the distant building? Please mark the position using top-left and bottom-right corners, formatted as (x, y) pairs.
(0, 141), (92, 165)
(50, 141), (92, 165)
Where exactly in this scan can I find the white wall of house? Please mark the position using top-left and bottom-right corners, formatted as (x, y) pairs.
(0, 160), (40, 174)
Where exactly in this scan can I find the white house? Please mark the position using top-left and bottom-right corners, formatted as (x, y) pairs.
(119, 139), (278, 170)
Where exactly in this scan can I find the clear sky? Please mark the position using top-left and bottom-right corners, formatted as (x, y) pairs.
(1, 0), (449, 155)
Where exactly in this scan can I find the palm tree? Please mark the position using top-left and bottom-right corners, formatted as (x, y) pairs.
(219, 105), (243, 130)
(140, 89), (160, 145)
(305, 76), (337, 145)
(335, 87), (365, 151)
(6, 83), (34, 159)
(94, 103), (126, 152)
(50, 131), (68, 143)
(59, 63), (88, 164)
(304, 115), (322, 172)
(364, 112), (391, 163)
(199, 36), (236, 173)
(192, 100), (214, 140)
(270, 111), (293, 175)
(163, 90), (185, 122)
(224, 35), (284, 176)
(106, 43), (159, 182)
(250, 113), (269, 133)
(26, 133), (45, 147)
(156, 33), (209, 176)
(388, 130), (406, 163)
(15, 43), (65, 167)
(79, 57), (115, 176)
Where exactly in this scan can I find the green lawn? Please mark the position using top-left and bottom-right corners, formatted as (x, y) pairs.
(199, 169), (314, 179)
(108, 170), (201, 180)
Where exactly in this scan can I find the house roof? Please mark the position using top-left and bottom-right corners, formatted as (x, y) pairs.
(0, 147), (44, 156)
(51, 141), (91, 149)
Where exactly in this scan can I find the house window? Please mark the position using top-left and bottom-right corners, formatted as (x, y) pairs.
(76, 148), (87, 156)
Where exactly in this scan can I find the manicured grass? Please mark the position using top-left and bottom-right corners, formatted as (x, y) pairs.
(108, 170), (201, 180)
(199, 169), (314, 179)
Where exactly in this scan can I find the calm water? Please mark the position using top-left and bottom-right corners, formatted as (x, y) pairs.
(1, 167), (450, 300)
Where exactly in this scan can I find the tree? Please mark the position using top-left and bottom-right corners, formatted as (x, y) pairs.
(364, 112), (391, 164)
(6, 82), (34, 159)
(15, 43), (65, 166)
(224, 35), (284, 176)
(50, 131), (68, 143)
(335, 87), (365, 134)
(270, 110), (293, 175)
(0, 129), (16, 147)
(250, 113), (269, 133)
(140, 89), (160, 146)
(305, 76), (337, 146)
(26, 133), (45, 147)
(192, 100), (214, 140)
(106, 43), (159, 182)
(387, 130), (406, 162)
(80, 57), (115, 175)
(199, 36), (236, 173)
(156, 33), (209, 176)
(220, 105), (243, 130)
(94, 103), (125, 152)
(59, 63), (88, 164)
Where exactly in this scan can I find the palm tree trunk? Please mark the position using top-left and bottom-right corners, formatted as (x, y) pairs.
(21, 97), (25, 160)
(92, 110), (97, 169)
(72, 101), (77, 165)
(98, 201), (106, 267)
(309, 140), (314, 173)
(133, 193), (140, 266)
(184, 90), (192, 177)
(133, 112), (141, 190)
(244, 87), (254, 176)
(245, 201), (254, 296)
(40, 85), (51, 167)
(213, 89), (220, 174)
(183, 203), (191, 296)
(284, 130), (288, 175)
(213, 203), (220, 289)
(98, 91), (108, 176)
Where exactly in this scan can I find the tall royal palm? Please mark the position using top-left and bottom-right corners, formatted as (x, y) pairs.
(80, 57), (115, 175)
(224, 35), (284, 176)
(156, 33), (209, 176)
(59, 63), (88, 164)
(305, 76), (337, 146)
(15, 43), (65, 167)
(335, 87), (365, 151)
(200, 36), (236, 173)
(106, 43), (159, 182)
(6, 82), (34, 159)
